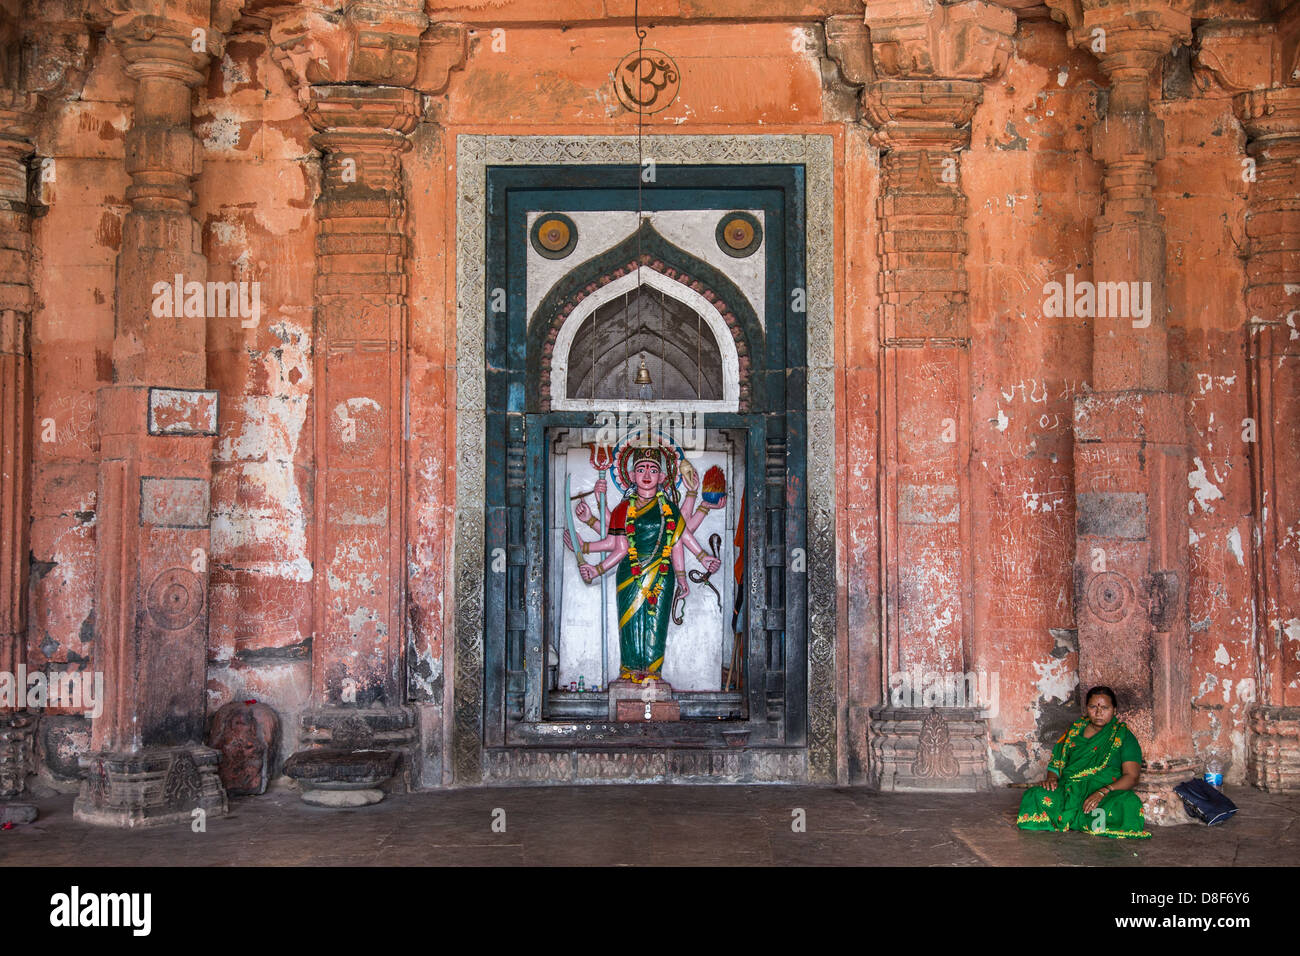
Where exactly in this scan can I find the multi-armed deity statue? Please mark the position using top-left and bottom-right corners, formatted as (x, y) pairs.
(564, 441), (724, 688)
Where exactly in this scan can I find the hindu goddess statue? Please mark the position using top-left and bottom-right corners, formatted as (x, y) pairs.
(567, 445), (721, 683)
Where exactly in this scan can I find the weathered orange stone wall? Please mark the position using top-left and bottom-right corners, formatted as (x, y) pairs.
(966, 22), (1101, 780)
(194, 34), (318, 739)
(17, 7), (1274, 786)
(27, 42), (126, 756)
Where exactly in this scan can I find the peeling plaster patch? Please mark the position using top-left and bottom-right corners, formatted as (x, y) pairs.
(344, 606), (384, 638)
(927, 606), (954, 642)
(1057, 69), (1069, 86)
(210, 220), (247, 245)
(1237, 678), (1256, 704)
(1020, 490), (1061, 514)
(1188, 457), (1223, 512)
(1189, 528), (1200, 547)
(996, 121), (1028, 150)
(1032, 656), (1076, 704)
(1196, 672), (1219, 698)
(991, 743), (1029, 786)
(221, 53), (248, 96)
(1214, 644), (1230, 666)
(1226, 527), (1245, 566)
(1222, 678), (1234, 704)
(408, 648), (443, 700)
(1196, 372), (1237, 394)
(1285, 618), (1300, 644)
(994, 407), (1009, 431)
(202, 113), (242, 152)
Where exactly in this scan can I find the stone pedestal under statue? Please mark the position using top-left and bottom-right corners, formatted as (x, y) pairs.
(608, 678), (679, 722)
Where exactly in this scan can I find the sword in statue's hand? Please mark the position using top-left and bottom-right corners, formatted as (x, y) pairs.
(565, 472), (592, 580)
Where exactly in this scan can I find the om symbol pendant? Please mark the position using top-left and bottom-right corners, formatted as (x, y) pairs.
(614, 49), (680, 115)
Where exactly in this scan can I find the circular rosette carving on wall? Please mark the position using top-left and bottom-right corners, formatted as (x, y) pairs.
(147, 568), (205, 630)
(716, 211), (763, 258)
(1086, 571), (1134, 624)
(530, 213), (578, 260)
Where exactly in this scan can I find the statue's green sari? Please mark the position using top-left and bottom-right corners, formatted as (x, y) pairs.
(610, 492), (684, 681)
(1017, 717), (1150, 839)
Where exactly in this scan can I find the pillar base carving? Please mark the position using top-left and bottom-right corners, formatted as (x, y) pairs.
(0, 711), (35, 799)
(868, 706), (991, 792)
(73, 746), (226, 828)
(1247, 705), (1300, 792)
(1134, 759), (1196, 827)
(300, 707), (416, 790)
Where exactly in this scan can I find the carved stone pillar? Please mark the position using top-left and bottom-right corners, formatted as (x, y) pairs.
(1241, 88), (1300, 791)
(266, 2), (465, 786)
(1049, 0), (1194, 823)
(75, 7), (231, 827)
(858, 0), (1015, 791)
(300, 83), (420, 762)
(1199, 20), (1300, 791)
(0, 92), (37, 806)
(0, 4), (91, 815)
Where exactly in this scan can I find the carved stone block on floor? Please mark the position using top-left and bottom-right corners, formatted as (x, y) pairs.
(0, 712), (35, 799)
(0, 802), (37, 825)
(869, 706), (992, 792)
(208, 699), (280, 796)
(1246, 705), (1300, 792)
(1136, 761), (1196, 826)
(284, 748), (399, 807)
(73, 746), (227, 828)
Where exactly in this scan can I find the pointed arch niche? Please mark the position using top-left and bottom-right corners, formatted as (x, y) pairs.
(549, 267), (741, 412)
(528, 222), (762, 414)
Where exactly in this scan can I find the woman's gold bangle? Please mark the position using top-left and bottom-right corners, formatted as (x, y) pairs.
(696, 550), (708, 561)
(581, 540), (588, 555)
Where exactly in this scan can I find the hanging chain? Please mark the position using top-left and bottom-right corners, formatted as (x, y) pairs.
(633, 0), (646, 401)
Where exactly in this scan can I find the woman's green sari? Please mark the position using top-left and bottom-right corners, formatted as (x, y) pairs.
(1017, 717), (1150, 839)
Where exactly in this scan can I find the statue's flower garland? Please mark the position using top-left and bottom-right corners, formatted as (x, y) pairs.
(624, 493), (675, 610)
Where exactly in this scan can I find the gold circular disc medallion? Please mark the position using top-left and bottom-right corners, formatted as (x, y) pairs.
(538, 219), (571, 252)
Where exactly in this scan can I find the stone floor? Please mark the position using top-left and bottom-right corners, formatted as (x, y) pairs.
(1, 783), (1296, 866)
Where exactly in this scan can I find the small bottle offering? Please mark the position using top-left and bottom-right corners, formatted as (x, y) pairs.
(1204, 755), (1223, 790)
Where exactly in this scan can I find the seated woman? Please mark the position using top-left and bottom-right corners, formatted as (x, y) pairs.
(1017, 685), (1150, 840)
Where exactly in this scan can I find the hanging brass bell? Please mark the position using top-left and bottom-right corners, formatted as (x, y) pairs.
(634, 356), (653, 386)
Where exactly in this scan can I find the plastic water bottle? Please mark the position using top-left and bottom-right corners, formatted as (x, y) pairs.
(1204, 755), (1223, 790)
(578, 675), (585, 693)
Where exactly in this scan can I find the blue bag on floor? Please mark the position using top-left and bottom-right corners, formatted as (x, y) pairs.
(1173, 778), (1238, 826)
